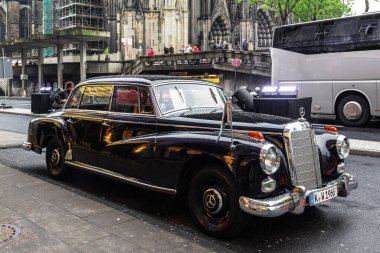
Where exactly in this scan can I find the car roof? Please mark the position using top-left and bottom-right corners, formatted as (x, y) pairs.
(81, 75), (217, 86)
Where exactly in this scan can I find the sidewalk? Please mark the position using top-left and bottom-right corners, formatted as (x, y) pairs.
(0, 130), (233, 252)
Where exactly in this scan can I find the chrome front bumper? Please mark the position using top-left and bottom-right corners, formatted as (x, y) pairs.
(239, 173), (358, 218)
(22, 142), (32, 151)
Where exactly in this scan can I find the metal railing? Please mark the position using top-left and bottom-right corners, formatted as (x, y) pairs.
(122, 50), (271, 75)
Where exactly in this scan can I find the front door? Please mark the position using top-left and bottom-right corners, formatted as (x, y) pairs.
(99, 85), (157, 183)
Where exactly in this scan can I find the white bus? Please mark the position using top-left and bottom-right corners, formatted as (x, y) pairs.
(271, 13), (380, 126)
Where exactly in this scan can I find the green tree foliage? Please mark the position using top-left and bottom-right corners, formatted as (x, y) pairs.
(245, 0), (352, 25)
(294, 0), (352, 22)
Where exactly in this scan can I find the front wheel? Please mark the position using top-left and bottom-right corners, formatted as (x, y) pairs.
(337, 95), (370, 127)
(187, 165), (249, 238)
(46, 138), (72, 179)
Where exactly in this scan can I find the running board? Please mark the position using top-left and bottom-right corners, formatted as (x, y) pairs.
(65, 161), (177, 195)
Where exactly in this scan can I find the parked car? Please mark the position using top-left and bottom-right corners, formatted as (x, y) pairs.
(22, 75), (358, 237)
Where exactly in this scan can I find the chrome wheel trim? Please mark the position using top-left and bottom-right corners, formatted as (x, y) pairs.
(51, 149), (61, 167)
(202, 188), (223, 215)
(343, 101), (362, 120)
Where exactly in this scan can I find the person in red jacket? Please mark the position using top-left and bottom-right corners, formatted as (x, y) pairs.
(147, 48), (155, 66)
(147, 48), (155, 56)
(192, 45), (200, 64)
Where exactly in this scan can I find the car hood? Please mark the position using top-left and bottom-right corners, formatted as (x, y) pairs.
(160, 110), (296, 134)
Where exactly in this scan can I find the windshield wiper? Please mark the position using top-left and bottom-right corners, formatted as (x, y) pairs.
(209, 88), (218, 105)
(174, 86), (192, 111)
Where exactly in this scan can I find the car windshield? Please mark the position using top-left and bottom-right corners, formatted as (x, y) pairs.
(154, 83), (227, 114)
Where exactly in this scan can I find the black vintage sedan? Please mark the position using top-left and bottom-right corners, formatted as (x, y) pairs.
(23, 75), (357, 237)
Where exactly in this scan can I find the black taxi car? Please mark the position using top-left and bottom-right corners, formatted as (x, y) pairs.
(23, 75), (358, 237)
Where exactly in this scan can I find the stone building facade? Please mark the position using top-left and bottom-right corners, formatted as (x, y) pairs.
(0, 0), (274, 57)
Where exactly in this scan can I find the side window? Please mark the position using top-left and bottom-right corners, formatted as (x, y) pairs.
(79, 86), (112, 111)
(111, 86), (139, 113)
(111, 86), (154, 115)
(140, 87), (153, 114)
(66, 86), (85, 109)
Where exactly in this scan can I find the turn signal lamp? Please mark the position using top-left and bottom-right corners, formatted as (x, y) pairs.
(324, 126), (338, 133)
(248, 131), (264, 140)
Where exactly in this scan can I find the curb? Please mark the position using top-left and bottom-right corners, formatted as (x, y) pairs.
(0, 109), (46, 117)
(350, 149), (380, 158)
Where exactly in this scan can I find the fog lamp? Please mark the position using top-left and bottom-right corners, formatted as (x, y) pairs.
(261, 177), (277, 193)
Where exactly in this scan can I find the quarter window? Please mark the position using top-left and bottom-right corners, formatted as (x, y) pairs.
(66, 86), (85, 109)
(78, 86), (112, 111)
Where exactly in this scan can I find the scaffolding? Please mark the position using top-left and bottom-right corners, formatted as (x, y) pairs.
(59, 0), (104, 31)
(59, 0), (106, 55)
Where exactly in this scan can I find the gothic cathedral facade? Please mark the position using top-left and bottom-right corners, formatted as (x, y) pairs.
(119, 0), (274, 58)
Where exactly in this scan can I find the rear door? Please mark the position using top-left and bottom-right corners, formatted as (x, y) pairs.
(99, 85), (157, 183)
(65, 85), (113, 167)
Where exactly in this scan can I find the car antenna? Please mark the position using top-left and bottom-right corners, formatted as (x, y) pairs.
(216, 98), (235, 150)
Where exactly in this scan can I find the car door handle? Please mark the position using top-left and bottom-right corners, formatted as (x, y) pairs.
(67, 118), (77, 124)
(102, 122), (111, 127)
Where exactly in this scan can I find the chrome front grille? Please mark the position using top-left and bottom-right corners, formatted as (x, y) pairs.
(284, 122), (322, 190)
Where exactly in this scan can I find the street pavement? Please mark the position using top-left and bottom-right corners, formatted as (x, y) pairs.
(0, 109), (379, 252)
(0, 162), (232, 253)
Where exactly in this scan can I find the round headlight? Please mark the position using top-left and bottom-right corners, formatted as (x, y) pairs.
(259, 144), (280, 175)
(336, 135), (350, 159)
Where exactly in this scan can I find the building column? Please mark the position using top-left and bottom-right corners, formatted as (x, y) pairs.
(80, 41), (87, 82)
(38, 48), (44, 90)
(21, 50), (27, 97)
(57, 44), (63, 88)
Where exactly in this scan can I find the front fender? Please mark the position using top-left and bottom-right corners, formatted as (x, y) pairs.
(28, 117), (71, 153)
(314, 129), (342, 178)
(154, 131), (288, 197)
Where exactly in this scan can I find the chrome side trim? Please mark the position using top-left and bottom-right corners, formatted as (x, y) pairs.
(239, 172), (358, 218)
(65, 161), (177, 195)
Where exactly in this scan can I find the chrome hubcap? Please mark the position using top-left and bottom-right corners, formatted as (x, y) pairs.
(51, 149), (61, 167)
(202, 188), (223, 215)
(343, 101), (362, 120)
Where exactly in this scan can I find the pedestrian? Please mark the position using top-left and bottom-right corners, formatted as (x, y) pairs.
(192, 45), (200, 64)
(105, 55), (110, 61)
(248, 39), (254, 51)
(164, 46), (170, 54)
(147, 48), (155, 66)
(52, 81), (75, 110)
(242, 40), (248, 51)
(147, 48), (155, 56)
(169, 45), (175, 54)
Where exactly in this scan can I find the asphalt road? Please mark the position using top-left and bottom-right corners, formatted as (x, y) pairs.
(0, 147), (378, 252)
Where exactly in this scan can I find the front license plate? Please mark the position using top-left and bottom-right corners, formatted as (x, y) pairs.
(309, 185), (338, 206)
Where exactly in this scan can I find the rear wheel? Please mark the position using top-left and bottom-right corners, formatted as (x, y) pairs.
(46, 138), (72, 179)
(187, 164), (249, 238)
(337, 95), (370, 127)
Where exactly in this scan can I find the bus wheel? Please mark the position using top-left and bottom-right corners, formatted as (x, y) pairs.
(338, 95), (370, 127)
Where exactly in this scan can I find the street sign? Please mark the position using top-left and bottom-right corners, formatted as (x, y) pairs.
(0, 57), (13, 79)
(232, 58), (242, 68)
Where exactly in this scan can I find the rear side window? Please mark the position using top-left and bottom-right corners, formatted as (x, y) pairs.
(111, 86), (154, 114)
(79, 85), (112, 111)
